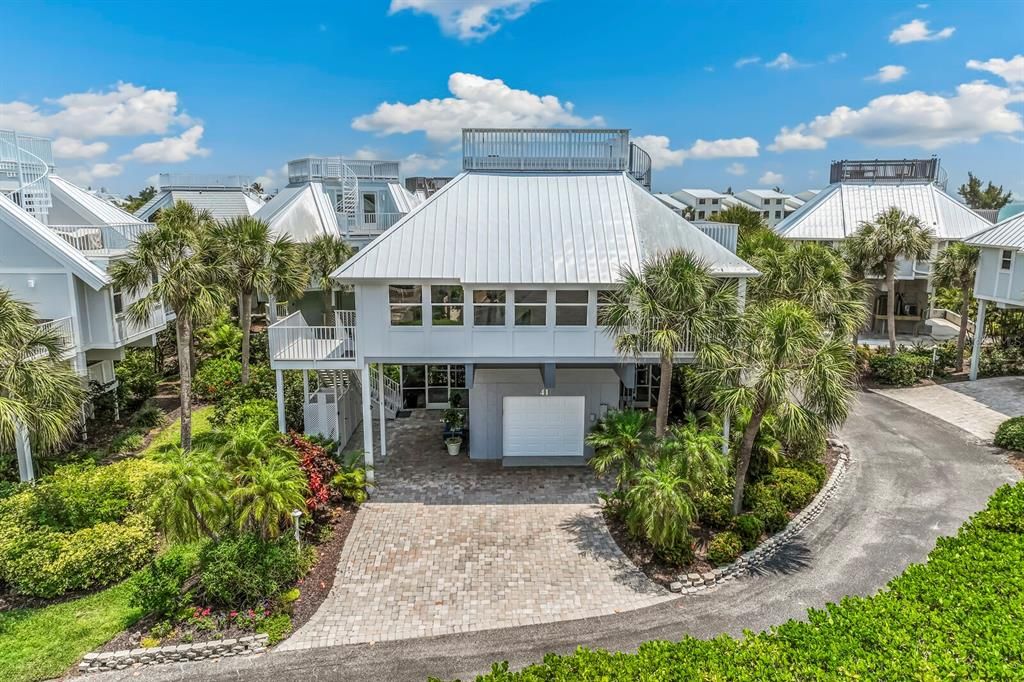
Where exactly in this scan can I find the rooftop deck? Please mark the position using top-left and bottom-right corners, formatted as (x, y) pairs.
(830, 158), (946, 189)
(288, 157), (400, 184)
(158, 173), (253, 190)
(49, 222), (154, 255)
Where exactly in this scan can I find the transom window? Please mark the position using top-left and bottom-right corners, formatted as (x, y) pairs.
(431, 285), (464, 326)
(514, 290), (547, 326)
(389, 285), (422, 326)
(1001, 249), (1013, 270)
(556, 290), (588, 326)
(473, 289), (506, 326)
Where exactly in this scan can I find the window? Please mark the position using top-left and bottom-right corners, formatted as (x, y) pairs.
(763, 211), (770, 218)
(431, 285), (464, 325)
(596, 290), (617, 326)
(514, 290), (547, 326)
(473, 289), (506, 326)
(697, 210), (706, 219)
(398, 364), (467, 409)
(113, 289), (124, 315)
(556, 290), (588, 326)
(776, 198), (784, 205)
(389, 285), (422, 326)
(698, 198), (706, 205)
(775, 210), (782, 219)
(400, 364), (425, 409)
(763, 199), (771, 206)
(711, 198), (720, 205)
(1001, 249), (1013, 270)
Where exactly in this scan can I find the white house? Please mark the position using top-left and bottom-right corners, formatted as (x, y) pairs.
(736, 189), (792, 227)
(266, 128), (756, 473)
(669, 189), (727, 220)
(134, 173), (264, 222)
(1, 130), (169, 480)
(966, 212), (1024, 380)
(775, 158), (992, 339)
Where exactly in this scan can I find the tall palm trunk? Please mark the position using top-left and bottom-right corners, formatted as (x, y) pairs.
(240, 290), (253, 384)
(885, 260), (897, 355)
(655, 354), (673, 438)
(176, 315), (194, 451)
(732, 398), (768, 515)
(955, 285), (970, 372)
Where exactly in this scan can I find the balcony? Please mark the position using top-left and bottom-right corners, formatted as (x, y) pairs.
(49, 222), (154, 255)
(829, 158), (947, 190)
(27, 316), (76, 361)
(339, 212), (404, 235)
(116, 305), (167, 343)
(158, 173), (252, 190)
(86, 359), (117, 388)
(269, 311), (357, 367)
(288, 157), (400, 184)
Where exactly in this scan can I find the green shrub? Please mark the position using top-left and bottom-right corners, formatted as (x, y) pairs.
(116, 349), (161, 410)
(765, 467), (819, 512)
(198, 534), (314, 607)
(694, 492), (733, 530)
(130, 401), (165, 430)
(223, 399), (278, 430)
(868, 352), (932, 386)
(193, 358), (243, 401)
(330, 451), (370, 506)
(979, 345), (1024, 378)
(197, 313), (242, 361)
(784, 456), (827, 488)
(258, 613), (292, 645)
(745, 482), (788, 533)
(731, 513), (764, 551)
(994, 416), (1024, 452)
(29, 459), (161, 530)
(707, 531), (743, 566)
(460, 483), (1024, 682)
(109, 430), (145, 455)
(131, 542), (206, 619)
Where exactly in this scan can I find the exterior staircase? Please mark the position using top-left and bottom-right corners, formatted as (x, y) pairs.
(368, 365), (401, 419)
(335, 162), (359, 232)
(0, 130), (54, 223)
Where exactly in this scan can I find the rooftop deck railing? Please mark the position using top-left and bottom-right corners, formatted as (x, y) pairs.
(27, 316), (75, 360)
(0, 130), (54, 167)
(269, 310), (357, 364)
(49, 222), (154, 253)
(829, 158), (947, 189)
(158, 173), (253, 190)
(288, 157), (400, 184)
(462, 129), (631, 172)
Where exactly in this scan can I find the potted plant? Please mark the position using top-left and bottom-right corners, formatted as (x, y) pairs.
(441, 407), (466, 438)
(445, 435), (463, 456)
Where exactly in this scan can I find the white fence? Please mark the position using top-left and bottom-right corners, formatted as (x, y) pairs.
(304, 379), (361, 445)
(115, 305), (167, 341)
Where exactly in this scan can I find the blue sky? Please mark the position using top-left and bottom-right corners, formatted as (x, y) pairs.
(2, 0), (1022, 198)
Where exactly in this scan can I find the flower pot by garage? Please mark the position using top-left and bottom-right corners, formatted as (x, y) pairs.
(445, 437), (462, 456)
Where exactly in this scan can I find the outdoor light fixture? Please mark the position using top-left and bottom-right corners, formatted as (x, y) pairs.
(291, 509), (303, 549)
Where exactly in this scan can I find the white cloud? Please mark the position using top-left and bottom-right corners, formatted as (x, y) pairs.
(759, 171), (784, 185)
(889, 19), (955, 44)
(389, 0), (538, 41)
(389, 45), (409, 53)
(735, 56), (761, 68)
(352, 72), (603, 142)
(726, 162), (747, 176)
(630, 135), (688, 170)
(90, 162), (123, 178)
(120, 125), (210, 163)
(766, 52), (803, 70)
(62, 162), (124, 186)
(703, 65), (715, 73)
(827, 52), (848, 64)
(0, 82), (191, 139)
(401, 153), (450, 175)
(631, 135), (760, 170)
(52, 136), (109, 159)
(768, 81), (1024, 151)
(867, 65), (908, 83)
(917, 3), (929, 8)
(966, 55), (1024, 84)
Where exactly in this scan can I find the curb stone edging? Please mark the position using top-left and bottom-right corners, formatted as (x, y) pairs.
(78, 634), (269, 673)
(669, 440), (852, 595)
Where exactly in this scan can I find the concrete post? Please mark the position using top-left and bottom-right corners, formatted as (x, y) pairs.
(377, 364), (387, 460)
(15, 420), (33, 483)
(275, 369), (286, 433)
(969, 299), (987, 381)
(361, 364), (374, 481)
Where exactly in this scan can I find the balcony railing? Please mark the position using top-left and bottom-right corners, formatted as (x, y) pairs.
(463, 128), (631, 173)
(288, 157), (400, 184)
(269, 310), (357, 364)
(27, 316), (75, 360)
(339, 212), (404, 234)
(829, 158), (947, 190)
(158, 173), (252, 190)
(49, 222), (154, 254)
(116, 305), (167, 342)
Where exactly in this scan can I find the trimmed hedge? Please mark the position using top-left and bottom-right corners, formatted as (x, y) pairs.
(994, 416), (1024, 452)
(444, 482), (1024, 681)
(868, 352), (932, 387)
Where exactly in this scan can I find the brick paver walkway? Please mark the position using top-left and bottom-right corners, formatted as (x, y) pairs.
(279, 412), (670, 650)
(873, 376), (1024, 441)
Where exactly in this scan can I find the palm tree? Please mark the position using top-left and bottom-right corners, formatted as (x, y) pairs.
(213, 217), (309, 384)
(586, 409), (655, 492)
(696, 300), (856, 514)
(932, 242), (980, 372)
(304, 234), (354, 324)
(600, 250), (738, 437)
(0, 290), (86, 481)
(851, 208), (934, 354)
(149, 445), (228, 542)
(110, 201), (228, 450)
(229, 454), (308, 540)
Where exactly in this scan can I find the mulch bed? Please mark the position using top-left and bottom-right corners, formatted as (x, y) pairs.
(1008, 453), (1024, 478)
(610, 443), (840, 588)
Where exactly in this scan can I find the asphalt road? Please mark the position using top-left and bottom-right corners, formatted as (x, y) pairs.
(86, 391), (1018, 682)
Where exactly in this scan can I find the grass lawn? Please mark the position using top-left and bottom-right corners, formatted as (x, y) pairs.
(0, 578), (143, 682)
(142, 404), (216, 455)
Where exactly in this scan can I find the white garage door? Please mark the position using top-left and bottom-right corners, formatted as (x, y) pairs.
(502, 396), (585, 458)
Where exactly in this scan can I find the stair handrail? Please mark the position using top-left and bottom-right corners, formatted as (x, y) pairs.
(0, 131), (53, 222)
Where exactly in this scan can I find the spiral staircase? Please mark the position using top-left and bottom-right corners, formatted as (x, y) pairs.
(334, 162), (359, 232)
(0, 129), (54, 224)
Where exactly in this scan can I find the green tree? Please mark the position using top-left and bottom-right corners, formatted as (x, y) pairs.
(110, 201), (229, 450)
(848, 207), (934, 354)
(600, 250), (737, 437)
(304, 234), (354, 324)
(586, 409), (655, 493)
(122, 185), (157, 213)
(229, 454), (308, 540)
(958, 172), (1013, 210)
(0, 290), (86, 481)
(696, 300), (856, 514)
(149, 445), (228, 542)
(932, 242), (981, 372)
(711, 205), (784, 260)
(212, 217), (309, 384)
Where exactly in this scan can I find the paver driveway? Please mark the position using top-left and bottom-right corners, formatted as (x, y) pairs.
(278, 412), (670, 651)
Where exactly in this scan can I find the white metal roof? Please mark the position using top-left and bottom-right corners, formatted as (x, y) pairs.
(386, 182), (423, 214)
(739, 188), (790, 200)
(49, 175), (145, 225)
(967, 211), (1024, 251)
(0, 192), (109, 289)
(676, 188), (726, 199)
(721, 195), (760, 212)
(254, 182), (339, 243)
(134, 188), (262, 221)
(334, 171), (756, 284)
(654, 193), (689, 212)
(775, 181), (992, 241)
(795, 189), (820, 202)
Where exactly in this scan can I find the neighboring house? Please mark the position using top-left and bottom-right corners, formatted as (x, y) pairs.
(0, 131), (169, 478)
(775, 158), (992, 339)
(405, 176), (451, 198)
(736, 189), (793, 227)
(653, 193), (691, 218)
(966, 212), (1024, 380)
(670, 188), (726, 220)
(266, 128), (756, 473)
(134, 173), (263, 222)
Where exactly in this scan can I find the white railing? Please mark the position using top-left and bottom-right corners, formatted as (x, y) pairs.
(86, 359), (116, 386)
(636, 328), (695, 357)
(116, 305), (166, 341)
(49, 222), (154, 253)
(27, 316), (75, 360)
(462, 128), (631, 172)
(0, 129), (54, 222)
(693, 221), (739, 254)
(929, 308), (975, 333)
(288, 157), (400, 184)
(369, 365), (401, 417)
(268, 310), (357, 363)
(343, 212), (403, 234)
(158, 173), (252, 189)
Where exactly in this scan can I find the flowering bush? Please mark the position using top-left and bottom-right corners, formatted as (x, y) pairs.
(288, 433), (338, 516)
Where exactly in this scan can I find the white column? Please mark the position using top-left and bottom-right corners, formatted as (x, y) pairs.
(15, 420), (33, 483)
(377, 365), (388, 459)
(969, 299), (987, 381)
(361, 364), (375, 481)
(737, 277), (747, 313)
(275, 369), (286, 433)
